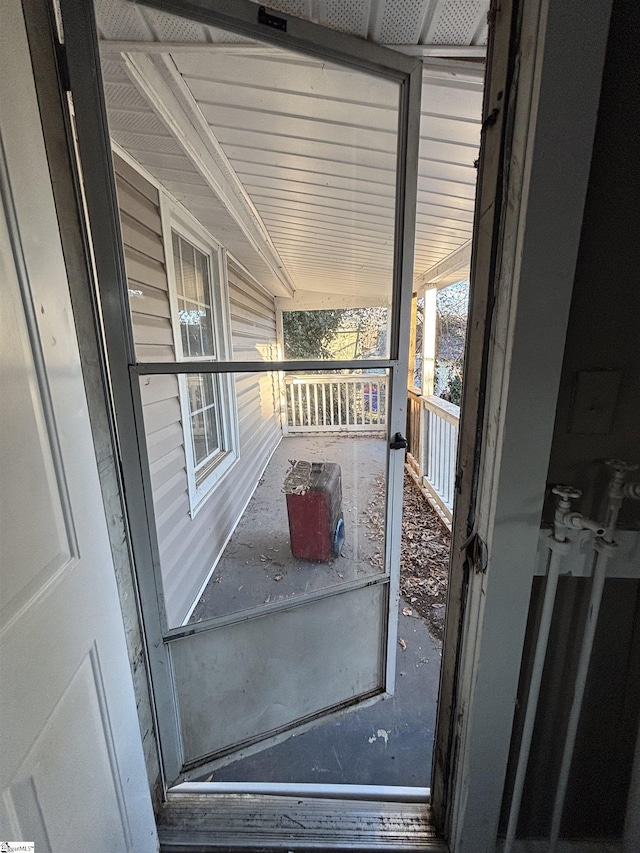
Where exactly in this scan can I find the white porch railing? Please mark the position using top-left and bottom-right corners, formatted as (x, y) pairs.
(284, 374), (387, 433)
(406, 389), (459, 526)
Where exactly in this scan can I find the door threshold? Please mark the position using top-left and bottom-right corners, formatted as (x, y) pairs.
(169, 782), (430, 802)
(158, 792), (446, 852)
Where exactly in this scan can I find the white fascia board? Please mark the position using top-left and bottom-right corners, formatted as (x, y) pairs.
(121, 51), (296, 298)
(415, 239), (472, 290)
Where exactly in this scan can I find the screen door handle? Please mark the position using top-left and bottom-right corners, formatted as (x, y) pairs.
(390, 432), (408, 450)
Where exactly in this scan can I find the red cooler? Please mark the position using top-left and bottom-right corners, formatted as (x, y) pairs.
(284, 461), (344, 561)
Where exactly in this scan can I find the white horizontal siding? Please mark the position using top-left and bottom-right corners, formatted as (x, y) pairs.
(116, 154), (282, 627)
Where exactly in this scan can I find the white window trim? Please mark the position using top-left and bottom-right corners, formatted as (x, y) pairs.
(160, 192), (239, 516)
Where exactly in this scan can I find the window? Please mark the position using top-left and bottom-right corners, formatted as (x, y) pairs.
(163, 201), (238, 512)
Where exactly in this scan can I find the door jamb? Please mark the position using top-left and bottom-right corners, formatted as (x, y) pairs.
(432, 0), (613, 849)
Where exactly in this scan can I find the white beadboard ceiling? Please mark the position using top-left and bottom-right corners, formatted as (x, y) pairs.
(97, 0), (485, 305)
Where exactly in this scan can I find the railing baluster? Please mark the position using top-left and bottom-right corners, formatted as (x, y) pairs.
(439, 418), (445, 494)
(330, 382), (334, 426)
(321, 383), (327, 426)
(305, 382), (311, 426)
(432, 413), (438, 489)
(447, 422), (452, 504)
(313, 383), (319, 427)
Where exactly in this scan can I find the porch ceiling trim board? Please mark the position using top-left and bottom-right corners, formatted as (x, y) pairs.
(276, 290), (390, 310)
(120, 50), (296, 297)
(416, 238), (472, 290)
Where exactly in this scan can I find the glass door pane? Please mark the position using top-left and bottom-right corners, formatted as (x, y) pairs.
(136, 369), (390, 629)
(103, 14), (401, 364)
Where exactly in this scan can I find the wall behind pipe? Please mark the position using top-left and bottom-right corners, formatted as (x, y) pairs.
(544, 0), (640, 531)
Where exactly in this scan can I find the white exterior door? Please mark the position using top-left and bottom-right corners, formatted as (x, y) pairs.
(0, 3), (157, 850)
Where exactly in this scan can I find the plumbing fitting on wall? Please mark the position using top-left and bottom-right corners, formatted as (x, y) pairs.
(506, 464), (639, 853)
(552, 485), (581, 540)
(548, 459), (638, 853)
(504, 485), (591, 853)
(559, 511), (605, 536)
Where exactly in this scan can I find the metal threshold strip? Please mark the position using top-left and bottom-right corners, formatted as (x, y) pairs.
(170, 782), (431, 801)
(158, 789), (446, 852)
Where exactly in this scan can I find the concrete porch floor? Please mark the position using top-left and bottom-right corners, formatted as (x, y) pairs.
(191, 434), (442, 787)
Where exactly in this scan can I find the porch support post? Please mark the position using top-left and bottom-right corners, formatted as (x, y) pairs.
(444, 0), (613, 850)
(422, 287), (437, 396)
(408, 294), (418, 389)
(275, 308), (288, 436)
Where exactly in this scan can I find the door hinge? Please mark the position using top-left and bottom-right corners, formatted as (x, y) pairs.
(461, 530), (488, 574)
(55, 41), (70, 92)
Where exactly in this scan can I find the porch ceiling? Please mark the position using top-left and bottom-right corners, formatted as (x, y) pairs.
(97, 0), (484, 306)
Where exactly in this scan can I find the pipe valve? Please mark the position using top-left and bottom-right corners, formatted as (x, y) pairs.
(624, 482), (640, 501)
(551, 486), (604, 537)
(552, 485), (581, 541)
(552, 485), (581, 504)
(562, 512), (605, 536)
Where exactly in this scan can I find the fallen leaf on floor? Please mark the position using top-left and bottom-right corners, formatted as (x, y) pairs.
(402, 607), (413, 616)
(398, 638), (407, 650)
(264, 594), (271, 604)
(274, 574), (283, 581)
(260, 554), (268, 561)
(238, 585), (243, 591)
(204, 774), (213, 782)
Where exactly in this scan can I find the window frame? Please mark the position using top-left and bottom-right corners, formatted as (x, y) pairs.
(160, 193), (238, 515)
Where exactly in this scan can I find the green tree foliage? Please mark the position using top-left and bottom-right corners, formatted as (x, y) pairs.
(436, 280), (468, 406)
(282, 310), (344, 359)
(282, 307), (388, 360)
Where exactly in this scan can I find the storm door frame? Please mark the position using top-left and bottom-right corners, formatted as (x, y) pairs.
(58, 0), (422, 789)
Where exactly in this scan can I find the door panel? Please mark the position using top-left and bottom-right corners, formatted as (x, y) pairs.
(172, 583), (387, 765)
(0, 2), (156, 848)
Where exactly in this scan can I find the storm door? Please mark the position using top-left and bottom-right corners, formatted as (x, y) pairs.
(60, 0), (421, 785)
